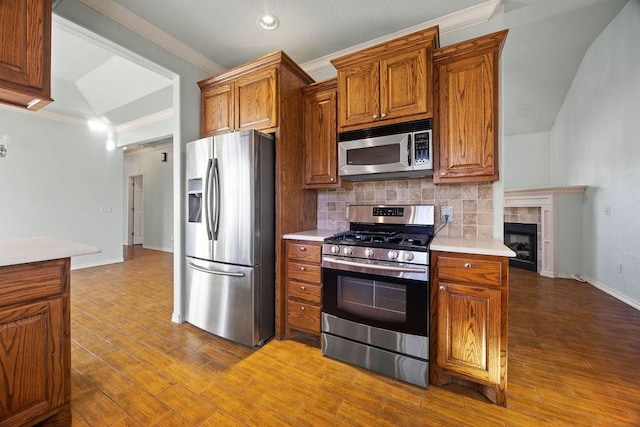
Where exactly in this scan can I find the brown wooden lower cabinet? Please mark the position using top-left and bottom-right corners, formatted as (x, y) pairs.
(429, 251), (509, 406)
(0, 258), (71, 426)
(285, 240), (322, 342)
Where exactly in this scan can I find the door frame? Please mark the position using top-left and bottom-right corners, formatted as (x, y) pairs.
(126, 174), (144, 246)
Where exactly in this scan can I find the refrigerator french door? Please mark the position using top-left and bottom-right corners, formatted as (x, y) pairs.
(185, 130), (275, 347)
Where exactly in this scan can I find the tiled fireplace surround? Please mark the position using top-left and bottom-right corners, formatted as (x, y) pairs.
(317, 179), (494, 238)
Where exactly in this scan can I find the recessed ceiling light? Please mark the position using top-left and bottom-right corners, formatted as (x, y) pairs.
(257, 13), (279, 30)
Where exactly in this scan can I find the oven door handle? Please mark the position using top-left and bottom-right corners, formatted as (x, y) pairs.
(323, 256), (427, 274)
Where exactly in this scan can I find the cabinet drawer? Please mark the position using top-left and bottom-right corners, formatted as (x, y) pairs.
(286, 241), (321, 263)
(287, 261), (321, 284)
(287, 300), (321, 333)
(437, 256), (503, 286)
(288, 280), (321, 304)
(0, 260), (67, 307)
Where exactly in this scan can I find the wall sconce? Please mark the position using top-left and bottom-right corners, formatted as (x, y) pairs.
(0, 134), (8, 158)
(161, 152), (168, 162)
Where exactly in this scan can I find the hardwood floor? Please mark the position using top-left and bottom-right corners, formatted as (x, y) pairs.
(68, 246), (640, 426)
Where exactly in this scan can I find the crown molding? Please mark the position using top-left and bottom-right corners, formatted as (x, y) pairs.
(77, 0), (225, 75)
(300, 0), (501, 77)
(0, 102), (88, 126)
(115, 108), (173, 133)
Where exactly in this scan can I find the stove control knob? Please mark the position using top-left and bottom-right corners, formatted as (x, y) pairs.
(403, 252), (415, 262)
(365, 248), (375, 258)
(330, 245), (340, 254)
(388, 250), (399, 260)
(342, 246), (353, 255)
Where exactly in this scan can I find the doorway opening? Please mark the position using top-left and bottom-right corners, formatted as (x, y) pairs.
(128, 175), (144, 245)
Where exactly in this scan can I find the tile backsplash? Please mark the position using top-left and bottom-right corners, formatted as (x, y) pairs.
(317, 179), (494, 238)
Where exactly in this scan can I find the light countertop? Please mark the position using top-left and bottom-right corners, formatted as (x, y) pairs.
(282, 229), (336, 242)
(431, 236), (515, 257)
(0, 236), (101, 267)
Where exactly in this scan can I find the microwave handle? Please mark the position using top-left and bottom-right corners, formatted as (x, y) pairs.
(408, 134), (412, 166)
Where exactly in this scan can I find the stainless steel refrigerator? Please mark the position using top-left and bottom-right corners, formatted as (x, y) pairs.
(185, 130), (275, 347)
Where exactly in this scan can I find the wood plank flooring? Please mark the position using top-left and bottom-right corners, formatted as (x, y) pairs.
(68, 246), (640, 426)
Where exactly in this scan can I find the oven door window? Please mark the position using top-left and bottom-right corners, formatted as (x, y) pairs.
(323, 268), (427, 336)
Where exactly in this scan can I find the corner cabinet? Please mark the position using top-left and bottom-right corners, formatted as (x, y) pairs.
(200, 67), (277, 136)
(198, 51), (317, 339)
(433, 30), (508, 184)
(285, 240), (322, 342)
(330, 27), (439, 132)
(0, 0), (53, 111)
(0, 259), (71, 425)
(302, 79), (342, 189)
(429, 251), (509, 406)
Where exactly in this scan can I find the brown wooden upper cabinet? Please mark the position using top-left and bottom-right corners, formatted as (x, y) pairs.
(330, 27), (439, 132)
(302, 78), (342, 189)
(0, 0), (53, 111)
(199, 61), (278, 137)
(433, 30), (508, 184)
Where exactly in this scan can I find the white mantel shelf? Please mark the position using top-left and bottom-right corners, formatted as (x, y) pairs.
(504, 186), (586, 278)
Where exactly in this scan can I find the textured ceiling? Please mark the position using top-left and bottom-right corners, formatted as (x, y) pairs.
(47, 0), (629, 138)
(108, 0), (489, 69)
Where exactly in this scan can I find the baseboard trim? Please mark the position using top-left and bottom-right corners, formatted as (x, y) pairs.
(71, 257), (124, 270)
(583, 276), (640, 312)
(171, 313), (185, 323)
(142, 244), (174, 253)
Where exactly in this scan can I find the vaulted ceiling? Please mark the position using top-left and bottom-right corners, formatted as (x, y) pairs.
(47, 0), (629, 138)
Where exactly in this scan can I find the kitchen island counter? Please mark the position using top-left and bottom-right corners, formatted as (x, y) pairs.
(0, 236), (100, 267)
(431, 236), (515, 257)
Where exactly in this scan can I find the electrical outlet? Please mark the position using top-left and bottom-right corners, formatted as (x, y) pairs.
(617, 263), (623, 274)
(440, 206), (453, 222)
(605, 206), (611, 215)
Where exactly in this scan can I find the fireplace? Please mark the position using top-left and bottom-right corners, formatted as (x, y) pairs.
(504, 222), (537, 271)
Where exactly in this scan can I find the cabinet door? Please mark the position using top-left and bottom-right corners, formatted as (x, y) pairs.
(303, 84), (340, 188)
(0, 298), (63, 425)
(201, 83), (234, 137)
(235, 68), (277, 131)
(436, 282), (501, 383)
(435, 52), (497, 183)
(380, 48), (429, 121)
(0, 0), (52, 110)
(337, 61), (380, 129)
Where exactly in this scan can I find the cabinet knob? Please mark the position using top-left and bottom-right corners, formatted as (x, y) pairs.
(372, 114), (378, 119)
(300, 246), (306, 251)
(300, 306), (305, 311)
(464, 263), (472, 269)
(439, 285), (446, 291)
(441, 171), (448, 176)
(300, 266), (305, 271)
(330, 178), (335, 182)
(381, 112), (387, 118)
(300, 285), (306, 291)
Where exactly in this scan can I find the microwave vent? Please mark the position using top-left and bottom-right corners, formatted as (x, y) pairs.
(338, 118), (432, 142)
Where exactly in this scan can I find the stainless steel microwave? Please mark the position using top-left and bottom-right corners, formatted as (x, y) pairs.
(338, 119), (433, 181)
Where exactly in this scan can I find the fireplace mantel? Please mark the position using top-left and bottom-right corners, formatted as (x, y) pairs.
(504, 186), (586, 278)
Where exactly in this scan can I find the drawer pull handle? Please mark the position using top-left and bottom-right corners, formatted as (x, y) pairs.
(439, 285), (446, 291)
(300, 285), (306, 291)
(464, 263), (472, 269)
(300, 247), (306, 251)
(300, 266), (305, 271)
(300, 306), (305, 311)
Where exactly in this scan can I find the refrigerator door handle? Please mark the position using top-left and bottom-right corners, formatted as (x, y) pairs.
(204, 158), (213, 240)
(187, 261), (246, 277)
(213, 158), (221, 241)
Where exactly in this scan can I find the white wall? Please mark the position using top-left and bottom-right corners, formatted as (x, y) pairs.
(123, 142), (174, 252)
(550, 0), (640, 309)
(503, 132), (551, 190)
(0, 107), (123, 268)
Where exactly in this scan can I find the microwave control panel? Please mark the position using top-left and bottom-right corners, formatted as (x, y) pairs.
(413, 131), (431, 168)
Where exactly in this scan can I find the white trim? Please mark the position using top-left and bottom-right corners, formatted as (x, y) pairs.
(76, 0), (225, 75)
(142, 244), (174, 253)
(71, 257), (124, 270)
(301, 0), (501, 77)
(116, 108), (173, 133)
(585, 276), (640, 312)
(171, 312), (185, 323)
(0, 102), (87, 126)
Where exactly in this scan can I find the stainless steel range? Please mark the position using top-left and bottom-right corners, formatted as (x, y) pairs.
(321, 204), (434, 388)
